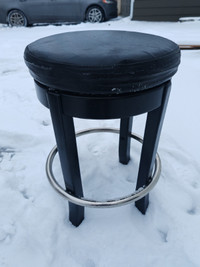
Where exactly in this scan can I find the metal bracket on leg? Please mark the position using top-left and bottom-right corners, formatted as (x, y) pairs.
(46, 128), (161, 208)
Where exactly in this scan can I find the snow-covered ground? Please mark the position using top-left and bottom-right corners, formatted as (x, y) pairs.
(0, 17), (200, 267)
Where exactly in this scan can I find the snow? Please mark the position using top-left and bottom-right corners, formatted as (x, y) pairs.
(0, 17), (200, 266)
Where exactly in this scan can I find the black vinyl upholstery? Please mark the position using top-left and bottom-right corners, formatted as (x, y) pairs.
(24, 30), (180, 96)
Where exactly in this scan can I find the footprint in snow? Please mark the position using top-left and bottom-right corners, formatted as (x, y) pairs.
(1, 69), (18, 75)
(41, 120), (50, 126)
(0, 147), (16, 171)
(0, 147), (15, 163)
(0, 223), (16, 243)
(158, 229), (168, 243)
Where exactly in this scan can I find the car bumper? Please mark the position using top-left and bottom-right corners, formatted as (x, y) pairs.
(102, 2), (118, 20)
(0, 10), (7, 24)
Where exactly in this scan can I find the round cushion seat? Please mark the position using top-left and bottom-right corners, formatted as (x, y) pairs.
(24, 30), (180, 96)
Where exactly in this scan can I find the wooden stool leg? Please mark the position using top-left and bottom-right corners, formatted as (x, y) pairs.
(47, 91), (84, 227)
(135, 82), (171, 213)
(119, 117), (133, 165)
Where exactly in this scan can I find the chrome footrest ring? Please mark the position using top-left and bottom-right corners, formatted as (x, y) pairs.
(46, 128), (161, 208)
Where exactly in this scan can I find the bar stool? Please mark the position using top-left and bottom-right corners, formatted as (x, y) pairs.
(24, 30), (180, 226)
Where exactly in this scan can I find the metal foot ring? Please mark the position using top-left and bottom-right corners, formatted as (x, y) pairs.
(46, 128), (161, 208)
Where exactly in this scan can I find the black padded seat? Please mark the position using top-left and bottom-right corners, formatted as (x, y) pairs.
(24, 30), (180, 96)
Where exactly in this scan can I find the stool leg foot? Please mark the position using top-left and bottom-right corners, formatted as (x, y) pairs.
(135, 194), (149, 214)
(69, 202), (84, 227)
(119, 117), (133, 165)
(135, 82), (171, 213)
(47, 91), (84, 227)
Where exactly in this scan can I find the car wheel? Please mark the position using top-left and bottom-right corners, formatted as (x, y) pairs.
(86, 6), (104, 23)
(7, 10), (28, 27)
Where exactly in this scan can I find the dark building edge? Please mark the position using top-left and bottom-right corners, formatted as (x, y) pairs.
(132, 0), (200, 21)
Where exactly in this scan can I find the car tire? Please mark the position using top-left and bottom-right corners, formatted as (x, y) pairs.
(86, 6), (104, 23)
(7, 10), (28, 27)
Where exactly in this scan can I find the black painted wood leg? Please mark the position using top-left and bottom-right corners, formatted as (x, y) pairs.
(135, 81), (171, 214)
(47, 91), (84, 227)
(119, 117), (133, 165)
